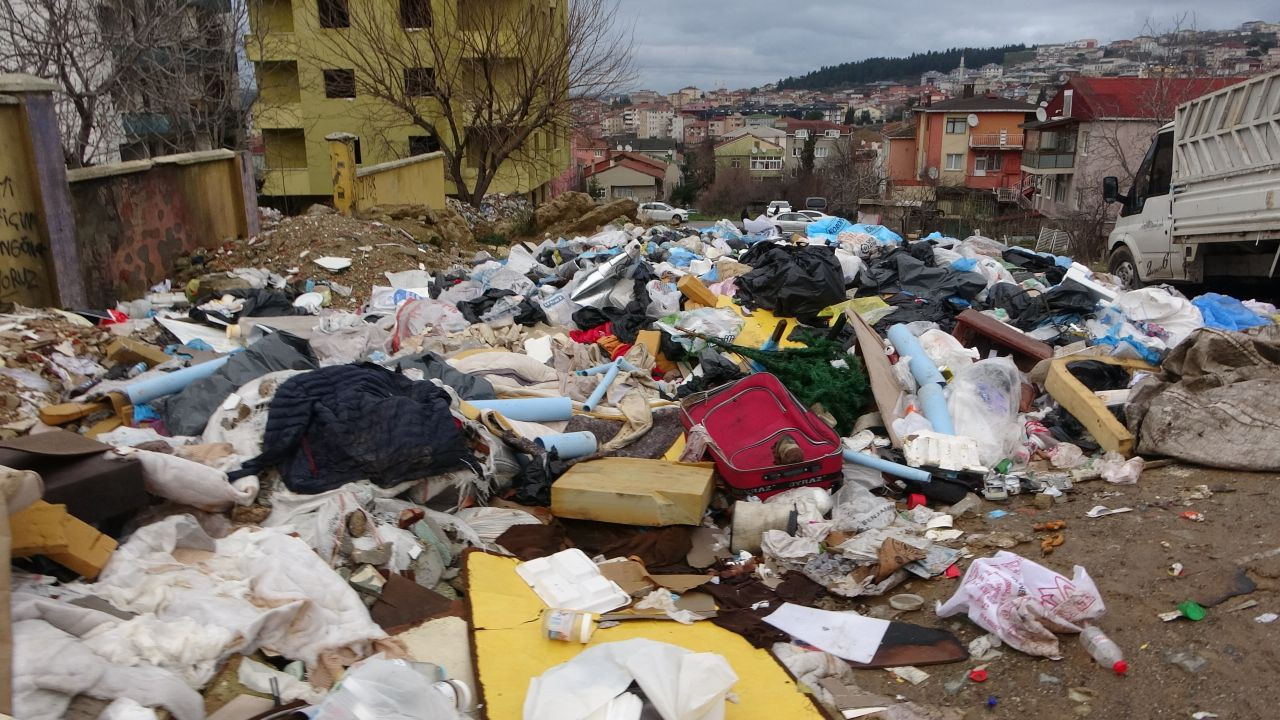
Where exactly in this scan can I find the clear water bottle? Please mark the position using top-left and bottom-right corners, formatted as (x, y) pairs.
(1080, 624), (1128, 675)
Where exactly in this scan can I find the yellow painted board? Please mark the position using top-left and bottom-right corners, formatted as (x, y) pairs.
(714, 295), (810, 350)
(1045, 356), (1154, 457)
(10, 501), (72, 557)
(550, 458), (714, 526)
(467, 552), (823, 720)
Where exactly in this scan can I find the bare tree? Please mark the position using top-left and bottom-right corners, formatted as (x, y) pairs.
(1, 0), (245, 167)
(304, 0), (634, 206)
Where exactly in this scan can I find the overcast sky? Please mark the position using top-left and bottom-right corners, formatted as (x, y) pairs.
(611, 1), (1277, 92)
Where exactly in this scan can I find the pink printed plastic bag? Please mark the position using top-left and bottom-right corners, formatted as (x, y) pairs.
(936, 551), (1106, 657)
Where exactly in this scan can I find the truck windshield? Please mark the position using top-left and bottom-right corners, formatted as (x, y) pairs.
(1124, 131), (1174, 216)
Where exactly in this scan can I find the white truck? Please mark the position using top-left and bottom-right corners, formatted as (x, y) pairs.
(1103, 70), (1280, 288)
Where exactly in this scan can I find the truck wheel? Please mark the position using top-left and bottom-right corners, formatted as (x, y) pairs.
(1108, 247), (1142, 289)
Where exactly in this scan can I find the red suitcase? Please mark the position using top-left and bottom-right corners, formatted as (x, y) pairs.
(680, 373), (843, 498)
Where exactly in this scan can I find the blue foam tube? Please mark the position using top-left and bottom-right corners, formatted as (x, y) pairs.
(125, 355), (230, 405)
(469, 397), (573, 422)
(581, 361), (621, 412)
(535, 431), (599, 459)
(843, 449), (932, 484)
(917, 383), (955, 435)
(886, 325), (945, 386)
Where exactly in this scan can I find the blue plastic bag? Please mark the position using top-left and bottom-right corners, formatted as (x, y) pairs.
(1192, 293), (1272, 331)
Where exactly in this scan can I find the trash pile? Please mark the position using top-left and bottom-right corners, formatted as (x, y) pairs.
(5, 204), (1279, 720)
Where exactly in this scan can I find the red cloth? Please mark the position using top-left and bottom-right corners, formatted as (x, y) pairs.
(569, 322), (612, 344)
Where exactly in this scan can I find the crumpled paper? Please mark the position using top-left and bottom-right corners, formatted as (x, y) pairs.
(936, 551), (1106, 657)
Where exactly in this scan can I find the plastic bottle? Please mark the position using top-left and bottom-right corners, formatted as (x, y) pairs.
(1080, 624), (1128, 675)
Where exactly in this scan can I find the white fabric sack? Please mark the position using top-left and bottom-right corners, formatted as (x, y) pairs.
(116, 447), (256, 512)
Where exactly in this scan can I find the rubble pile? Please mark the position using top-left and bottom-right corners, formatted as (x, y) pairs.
(447, 193), (534, 236)
(5, 202), (1279, 720)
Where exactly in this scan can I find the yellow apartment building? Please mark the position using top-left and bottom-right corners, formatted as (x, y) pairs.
(246, 0), (570, 202)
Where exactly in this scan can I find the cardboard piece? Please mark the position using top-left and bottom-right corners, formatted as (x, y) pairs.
(551, 458), (715, 527)
(845, 308), (905, 448)
(1045, 356), (1154, 456)
(369, 572), (459, 631)
(107, 337), (172, 368)
(465, 551), (824, 719)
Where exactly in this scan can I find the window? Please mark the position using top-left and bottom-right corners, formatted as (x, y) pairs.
(353, 137), (362, 164)
(409, 135), (440, 156)
(815, 146), (828, 158)
(399, 0), (431, 27)
(405, 68), (434, 96)
(944, 153), (963, 171)
(825, 129), (839, 138)
(945, 117), (966, 134)
(263, 129), (307, 169)
(750, 158), (782, 170)
(792, 147), (800, 157)
(323, 69), (355, 98)
(795, 129), (809, 139)
(990, 153), (1003, 170)
(730, 158), (742, 168)
(974, 156), (987, 174)
(1079, 130), (1090, 154)
(318, 0), (348, 28)
(593, 149), (604, 157)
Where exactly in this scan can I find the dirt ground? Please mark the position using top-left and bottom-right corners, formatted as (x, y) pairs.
(851, 463), (1280, 719)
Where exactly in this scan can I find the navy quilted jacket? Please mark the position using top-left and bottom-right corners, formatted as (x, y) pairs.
(233, 363), (471, 493)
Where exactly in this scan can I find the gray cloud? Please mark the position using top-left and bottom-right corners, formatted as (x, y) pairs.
(611, 1), (1277, 91)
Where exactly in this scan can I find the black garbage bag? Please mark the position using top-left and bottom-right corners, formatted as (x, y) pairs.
(456, 288), (547, 326)
(1067, 359), (1131, 391)
(189, 288), (308, 327)
(736, 244), (845, 322)
(571, 301), (653, 343)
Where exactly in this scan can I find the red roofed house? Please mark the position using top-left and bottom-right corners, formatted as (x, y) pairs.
(581, 151), (678, 202)
(779, 118), (854, 177)
(1020, 76), (1243, 219)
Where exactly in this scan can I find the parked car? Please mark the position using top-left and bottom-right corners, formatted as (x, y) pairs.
(765, 200), (792, 217)
(796, 210), (830, 220)
(637, 202), (688, 225)
(805, 196), (828, 211)
(772, 212), (815, 234)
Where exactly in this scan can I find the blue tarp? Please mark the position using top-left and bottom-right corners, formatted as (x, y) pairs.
(1192, 293), (1272, 331)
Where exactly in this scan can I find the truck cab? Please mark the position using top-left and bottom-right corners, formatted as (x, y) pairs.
(1102, 125), (1177, 287)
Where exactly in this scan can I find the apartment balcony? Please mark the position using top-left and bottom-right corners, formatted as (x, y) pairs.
(1020, 150), (1075, 172)
(243, 33), (298, 62)
(969, 132), (1023, 149)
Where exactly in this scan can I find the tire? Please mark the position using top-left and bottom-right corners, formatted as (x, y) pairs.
(1108, 246), (1143, 289)
(671, 215), (684, 225)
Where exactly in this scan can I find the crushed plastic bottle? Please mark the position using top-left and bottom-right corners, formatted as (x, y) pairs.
(1080, 624), (1128, 675)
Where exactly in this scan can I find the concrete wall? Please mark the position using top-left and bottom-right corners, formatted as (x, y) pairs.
(66, 150), (256, 307)
(0, 96), (57, 306)
(328, 133), (445, 213)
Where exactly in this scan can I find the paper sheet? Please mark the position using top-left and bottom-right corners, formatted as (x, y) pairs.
(762, 603), (890, 664)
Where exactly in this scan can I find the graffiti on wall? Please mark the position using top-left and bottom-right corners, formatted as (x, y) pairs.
(0, 173), (53, 305)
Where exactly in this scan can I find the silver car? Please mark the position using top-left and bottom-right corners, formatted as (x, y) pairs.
(637, 202), (688, 224)
(772, 212), (815, 235)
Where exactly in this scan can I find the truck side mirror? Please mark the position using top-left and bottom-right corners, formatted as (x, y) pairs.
(1102, 176), (1119, 204)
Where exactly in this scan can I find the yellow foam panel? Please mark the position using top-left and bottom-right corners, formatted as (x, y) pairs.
(466, 552), (824, 719)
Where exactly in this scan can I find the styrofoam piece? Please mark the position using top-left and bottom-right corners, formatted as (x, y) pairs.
(314, 256), (352, 271)
(514, 548), (630, 613)
(1064, 265), (1117, 303)
(903, 431), (986, 472)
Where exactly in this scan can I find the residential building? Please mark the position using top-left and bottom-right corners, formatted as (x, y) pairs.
(713, 133), (785, 179)
(780, 119), (853, 177)
(979, 63), (1003, 79)
(1019, 75), (1244, 219)
(602, 114), (627, 136)
(882, 121), (918, 190)
(889, 94), (1036, 196)
(683, 120), (708, 145)
(921, 70), (946, 87)
(246, 0), (569, 202)
(744, 113), (780, 129)
(637, 106), (673, 140)
(707, 116), (726, 138)
(582, 151), (677, 202)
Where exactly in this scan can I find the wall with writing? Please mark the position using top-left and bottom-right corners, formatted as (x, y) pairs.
(0, 100), (55, 306)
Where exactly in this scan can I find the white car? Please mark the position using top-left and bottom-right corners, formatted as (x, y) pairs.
(637, 202), (688, 225)
(765, 200), (792, 217)
(796, 210), (830, 220)
(772, 212), (815, 234)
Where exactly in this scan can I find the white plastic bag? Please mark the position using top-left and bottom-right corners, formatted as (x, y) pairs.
(1097, 451), (1143, 484)
(945, 357), (1023, 466)
(830, 483), (896, 532)
(646, 279), (681, 317)
(311, 657), (462, 720)
(917, 329), (979, 371)
(936, 550), (1106, 657)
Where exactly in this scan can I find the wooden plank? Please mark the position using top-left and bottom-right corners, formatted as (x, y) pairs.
(845, 308), (905, 448)
(551, 457), (715, 526)
(1044, 356), (1154, 457)
(677, 274), (718, 308)
(46, 511), (117, 580)
(10, 501), (71, 557)
(951, 308), (1052, 372)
